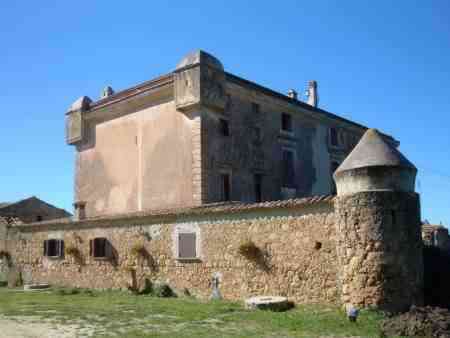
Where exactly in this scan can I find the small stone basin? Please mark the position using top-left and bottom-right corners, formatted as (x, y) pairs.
(24, 283), (50, 291)
(245, 296), (290, 311)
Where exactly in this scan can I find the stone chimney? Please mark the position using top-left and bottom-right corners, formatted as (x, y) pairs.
(73, 201), (86, 221)
(288, 89), (298, 100)
(100, 86), (114, 99)
(306, 80), (318, 107)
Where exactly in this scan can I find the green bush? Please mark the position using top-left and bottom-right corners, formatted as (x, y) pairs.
(238, 240), (261, 261)
(154, 283), (176, 298)
(139, 278), (153, 295)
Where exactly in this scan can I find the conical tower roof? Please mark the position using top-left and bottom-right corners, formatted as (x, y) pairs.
(335, 129), (416, 175)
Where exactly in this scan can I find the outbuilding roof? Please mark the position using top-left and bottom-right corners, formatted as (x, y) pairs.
(335, 128), (416, 174)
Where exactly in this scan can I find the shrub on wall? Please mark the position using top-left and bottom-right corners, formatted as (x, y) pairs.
(238, 240), (261, 261)
(65, 245), (83, 265)
(0, 250), (11, 267)
(130, 243), (146, 258)
(0, 250), (11, 261)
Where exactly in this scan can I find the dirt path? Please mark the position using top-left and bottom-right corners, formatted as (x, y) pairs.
(0, 316), (86, 338)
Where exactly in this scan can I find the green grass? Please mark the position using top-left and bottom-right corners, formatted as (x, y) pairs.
(0, 287), (393, 337)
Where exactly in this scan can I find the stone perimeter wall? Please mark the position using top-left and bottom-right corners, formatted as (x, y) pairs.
(9, 202), (339, 304)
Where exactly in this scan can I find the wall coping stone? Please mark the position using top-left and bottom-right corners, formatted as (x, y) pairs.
(13, 196), (335, 232)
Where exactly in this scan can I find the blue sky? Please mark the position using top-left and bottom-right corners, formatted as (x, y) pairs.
(0, 1), (449, 225)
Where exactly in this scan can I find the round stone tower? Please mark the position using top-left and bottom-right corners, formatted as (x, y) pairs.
(334, 129), (423, 313)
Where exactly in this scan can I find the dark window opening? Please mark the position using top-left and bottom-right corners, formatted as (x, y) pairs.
(219, 118), (230, 136)
(90, 237), (111, 258)
(282, 150), (296, 188)
(254, 174), (263, 203)
(281, 113), (292, 132)
(391, 210), (397, 225)
(36, 215), (43, 222)
(178, 233), (197, 259)
(330, 161), (340, 195)
(253, 127), (262, 143)
(314, 241), (322, 250)
(330, 127), (339, 147)
(251, 102), (260, 114)
(220, 173), (231, 201)
(43, 239), (64, 257)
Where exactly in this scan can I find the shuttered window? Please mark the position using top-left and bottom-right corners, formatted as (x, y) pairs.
(43, 239), (64, 258)
(178, 233), (196, 259)
(89, 237), (112, 258)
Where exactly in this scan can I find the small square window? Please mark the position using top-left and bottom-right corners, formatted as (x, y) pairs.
(43, 239), (64, 258)
(178, 233), (197, 259)
(281, 113), (292, 132)
(220, 173), (231, 201)
(219, 119), (230, 136)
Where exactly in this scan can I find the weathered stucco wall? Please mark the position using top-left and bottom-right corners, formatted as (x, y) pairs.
(10, 202), (339, 304)
(203, 79), (361, 203)
(75, 98), (195, 217)
(72, 65), (364, 216)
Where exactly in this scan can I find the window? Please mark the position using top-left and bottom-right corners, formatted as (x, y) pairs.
(254, 174), (263, 203)
(330, 161), (340, 194)
(36, 215), (43, 222)
(89, 237), (112, 259)
(391, 210), (397, 225)
(252, 126), (262, 143)
(178, 233), (197, 259)
(251, 102), (260, 114)
(330, 127), (339, 147)
(219, 118), (230, 136)
(43, 239), (64, 258)
(281, 113), (292, 132)
(220, 173), (231, 201)
(281, 149), (296, 188)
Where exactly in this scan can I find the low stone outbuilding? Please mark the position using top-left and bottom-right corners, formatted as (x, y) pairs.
(0, 196), (71, 224)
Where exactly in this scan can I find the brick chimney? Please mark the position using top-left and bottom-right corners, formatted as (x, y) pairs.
(307, 81), (318, 107)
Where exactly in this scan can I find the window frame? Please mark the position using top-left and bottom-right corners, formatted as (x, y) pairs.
(219, 118), (230, 137)
(281, 113), (293, 133)
(281, 147), (297, 189)
(329, 127), (340, 148)
(43, 239), (64, 259)
(174, 224), (201, 261)
(219, 171), (232, 202)
(89, 237), (112, 260)
(330, 161), (340, 195)
(251, 102), (260, 115)
(178, 232), (197, 259)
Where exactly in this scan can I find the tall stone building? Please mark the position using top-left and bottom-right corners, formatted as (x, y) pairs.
(66, 50), (397, 218)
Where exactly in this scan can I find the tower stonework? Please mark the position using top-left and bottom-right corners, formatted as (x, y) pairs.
(334, 129), (423, 312)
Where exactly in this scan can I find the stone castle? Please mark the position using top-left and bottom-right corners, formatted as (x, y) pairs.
(0, 51), (423, 313)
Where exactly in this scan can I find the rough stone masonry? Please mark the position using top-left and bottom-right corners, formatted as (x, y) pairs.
(2, 129), (423, 312)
